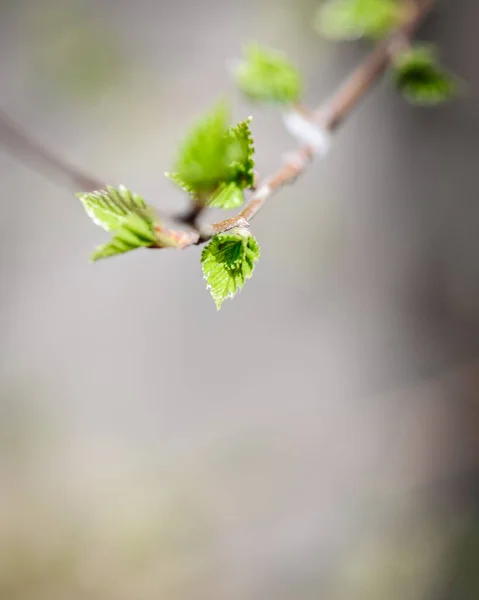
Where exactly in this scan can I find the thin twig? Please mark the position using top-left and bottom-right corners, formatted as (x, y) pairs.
(0, 110), (105, 192)
(0, 109), (198, 228)
(317, 0), (434, 129)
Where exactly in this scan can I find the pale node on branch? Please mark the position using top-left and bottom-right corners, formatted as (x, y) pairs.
(227, 217), (250, 231)
(282, 110), (332, 157)
(254, 183), (272, 201)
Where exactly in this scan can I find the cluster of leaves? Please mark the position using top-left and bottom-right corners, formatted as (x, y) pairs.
(76, 45), (300, 309)
(77, 4), (464, 309)
(316, 0), (462, 105)
(77, 181), (261, 309)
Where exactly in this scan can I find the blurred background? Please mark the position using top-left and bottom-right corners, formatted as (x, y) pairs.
(1, 0), (479, 598)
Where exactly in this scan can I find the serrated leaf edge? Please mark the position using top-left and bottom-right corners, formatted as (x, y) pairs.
(201, 229), (260, 309)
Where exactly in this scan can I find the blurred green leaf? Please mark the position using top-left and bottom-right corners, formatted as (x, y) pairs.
(315, 0), (402, 40)
(164, 171), (197, 196)
(209, 183), (245, 209)
(167, 104), (255, 208)
(201, 227), (260, 309)
(234, 43), (303, 104)
(392, 45), (462, 105)
(167, 102), (231, 196)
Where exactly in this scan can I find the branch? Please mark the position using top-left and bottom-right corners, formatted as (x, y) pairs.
(198, 0), (436, 243)
(0, 109), (199, 228)
(0, 109), (105, 193)
(0, 0), (436, 251)
(316, 0), (435, 130)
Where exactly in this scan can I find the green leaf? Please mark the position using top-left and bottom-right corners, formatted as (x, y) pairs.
(209, 182), (245, 209)
(164, 171), (196, 196)
(167, 103), (255, 207)
(77, 185), (149, 231)
(201, 227), (260, 309)
(234, 43), (303, 104)
(90, 212), (157, 261)
(392, 45), (461, 105)
(315, 0), (401, 40)
(225, 117), (255, 189)
(77, 185), (176, 260)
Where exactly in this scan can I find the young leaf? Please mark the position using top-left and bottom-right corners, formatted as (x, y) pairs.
(225, 117), (255, 189)
(77, 185), (175, 260)
(90, 212), (157, 261)
(164, 171), (196, 196)
(167, 104), (255, 207)
(168, 101), (231, 194)
(315, 0), (401, 41)
(209, 182), (244, 209)
(77, 184), (149, 231)
(392, 45), (461, 105)
(201, 227), (260, 309)
(234, 43), (303, 104)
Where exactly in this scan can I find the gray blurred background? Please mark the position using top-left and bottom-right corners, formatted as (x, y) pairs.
(1, 0), (479, 599)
